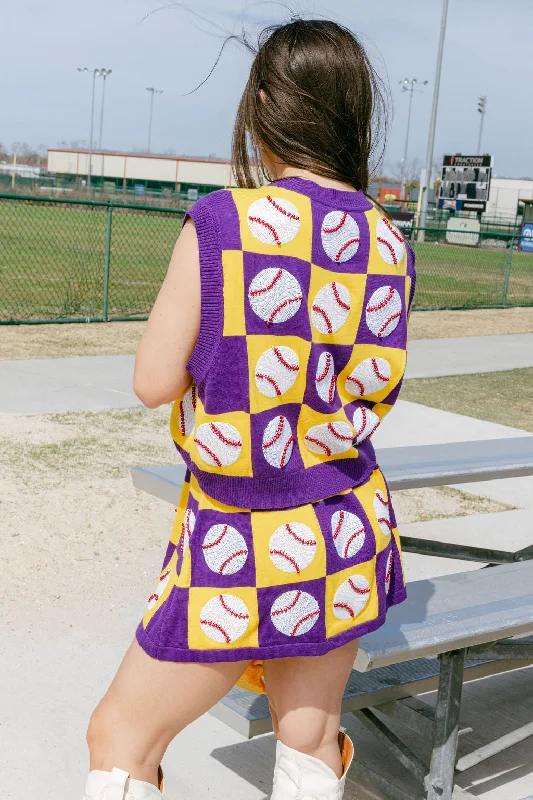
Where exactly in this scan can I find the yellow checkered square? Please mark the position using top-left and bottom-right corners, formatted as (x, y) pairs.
(308, 264), (366, 345)
(142, 549), (178, 628)
(325, 557), (379, 638)
(247, 334), (311, 414)
(366, 208), (408, 276)
(222, 250), (246, 336)
(182, 396), (252, 477)
(231, 187), (312, 261)
(337, 343), (407, 406)
(353, 469), (392, 554)
(188, 587), (259, 650)
(251, 504), (327, 588)
(297, 405), (359, 469)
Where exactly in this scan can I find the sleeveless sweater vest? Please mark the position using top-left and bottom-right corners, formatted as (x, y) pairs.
(170, 177), (416, 510)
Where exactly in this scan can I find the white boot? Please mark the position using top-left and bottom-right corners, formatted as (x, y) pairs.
(84, 766), (164, 800)
(271, 731), (354, 800)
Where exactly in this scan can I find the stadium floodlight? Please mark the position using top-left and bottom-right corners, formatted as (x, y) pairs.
(477, 95), (487, 155)
(146, 87), (163, 154)
(419, 0), (449, 238)
(399, 78), (429, 203)
(98, 69), (112, 151)
(78, 67), (105, 187)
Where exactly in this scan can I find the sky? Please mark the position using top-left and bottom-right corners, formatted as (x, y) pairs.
(2, 0), (532, 178)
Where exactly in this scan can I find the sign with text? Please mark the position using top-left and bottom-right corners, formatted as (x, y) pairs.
(520, 223), (533, 252)
(439, 154), (493, 212)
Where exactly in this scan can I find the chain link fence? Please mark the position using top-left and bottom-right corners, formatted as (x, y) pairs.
(1, 193), (532, 324)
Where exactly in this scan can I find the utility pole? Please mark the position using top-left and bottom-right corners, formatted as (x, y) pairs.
(399, 78), (428, 203)
(477, 95), (487, 155)
(78, 67), (102, 187)
(146, 87), (163, 153)
(419, 0), (450, 238)
(98, 69), (112, 150)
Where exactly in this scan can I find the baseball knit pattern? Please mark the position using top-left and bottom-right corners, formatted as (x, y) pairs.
(170, 178), (416, 511)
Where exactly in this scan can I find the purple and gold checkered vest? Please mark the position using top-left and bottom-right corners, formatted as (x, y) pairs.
(170, 177), (416, 510)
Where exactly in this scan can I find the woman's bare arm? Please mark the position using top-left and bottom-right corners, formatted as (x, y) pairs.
(133, 219), (201, 408)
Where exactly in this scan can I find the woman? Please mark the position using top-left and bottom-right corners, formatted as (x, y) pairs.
(84, 18), (416, 800)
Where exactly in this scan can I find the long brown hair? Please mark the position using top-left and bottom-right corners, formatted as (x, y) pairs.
(232, 19), (389, 192)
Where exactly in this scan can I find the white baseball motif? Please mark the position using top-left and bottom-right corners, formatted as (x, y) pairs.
(200, 594), (250, 644)
(247, 195), (300, 246)
(374, 489), (392, 536)
(331, 510), (366, 559)
(345, 357), (391, 398)
(385, 550), (393, 595)
(255, 346), (300, 398)
(333, 574), (371, 619)
(202, 524), (248, 575)
(376, 217), (405, 266)
(269, 522), (317, 574)
(321, 211), (361, 263)
(366, 285), (403, 338)
(194, 422), (242, 467)
(262, 415), (295, 468)
(176, 384), (197, 436)
(147, 565), (173, 610)
(315, 352), (337, 403)
(271, 589), (320, 636)
(312, 281), (351, 334)
(352, 406), (381, 444)
(305, 421), (354, 457)
(179, 508), (196, 558)
(248, 268), (303, 326)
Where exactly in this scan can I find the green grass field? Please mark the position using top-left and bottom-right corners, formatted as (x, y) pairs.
(1, 199), (532, 322)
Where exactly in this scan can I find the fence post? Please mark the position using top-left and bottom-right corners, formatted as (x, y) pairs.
(102, 204), (113, 321)
(501, 236), (514, 309)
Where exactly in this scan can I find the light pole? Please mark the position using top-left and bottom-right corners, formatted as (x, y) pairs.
(399, 78), (428, 203)
(78, 67), (103, 187)
(477, 95), (487, 155)
(98, 68), (112, 150)
(146, 87), (163, 154)
(419, 0), (450, 237)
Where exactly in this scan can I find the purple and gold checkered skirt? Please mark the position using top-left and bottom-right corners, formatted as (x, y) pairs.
(136, 467), (406, 667)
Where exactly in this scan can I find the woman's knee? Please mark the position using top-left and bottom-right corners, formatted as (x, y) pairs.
(86, 698), (166, 769)
(276, 710), (338, 755)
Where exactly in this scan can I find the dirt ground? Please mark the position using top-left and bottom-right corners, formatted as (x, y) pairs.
(0, 407), (510, 618)
(2, 306), (533, 360)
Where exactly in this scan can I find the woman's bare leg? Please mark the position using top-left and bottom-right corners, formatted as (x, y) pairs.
(263, 639), (359, 778)
(87, 639), (248, 787)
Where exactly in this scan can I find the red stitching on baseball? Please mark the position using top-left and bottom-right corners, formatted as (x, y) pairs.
(354, 406), (367, 437)
(291, 609), (320, 636)
(202, 525), (228, 549)
(386, 554), (393, 581)
(367, 286), (394, 312)
(148, 593), (159, 603)
(219, 595), (249, 619)
(328, 375), (337, 403)
(273, 347), (299, 371)
(375, 492), (389, 507)
(381, 217), (403, 242)
(267, 295), (302, 325)
(312, 305), (333, 333)
(316, 353), (332, 382)
(343, 528), (365, 558)
(250, 268), (283, 295)
(327, 422), (352, 441)
(179, 401), (186, 435)
(305, 434), (331, 456)
(200, 619), (230, 643)
(267, 195), (300, 220)
(219, 550), (248, 574)
(357, 415), (380, 443)
(272, 590), (302, 616)
(335, 238), (360, 262)
(348, 578), (370, 594)
(285, 523), (315, 546)
(378, 517), (393, 531)
(332, 282), (350, 310)
(263, 418), (284, 449)
(334, 602), (354, 617)
(378, 311), (402, 337)
(377, 237), (398, 265)
(280, 435), (295, 467)
(270, 549), (301, 573)
(346, 375), (365, 394)
(256, 373), (281, 395)
(248, 216), (281, 245)
(160, 569), (171, 581)
(210, 423), (242, 448)
(323, 211), (347, 233)
(194, 439), (222, 467)
(333, 511), (345, 540)
(371, 358), (389, 382)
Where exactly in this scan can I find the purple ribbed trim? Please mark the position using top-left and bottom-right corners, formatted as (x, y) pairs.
(175, 441), (377, 511)
(270, 177), (374, 211)
(184, 195), (224, 384)
(136, 585), (407, 663)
